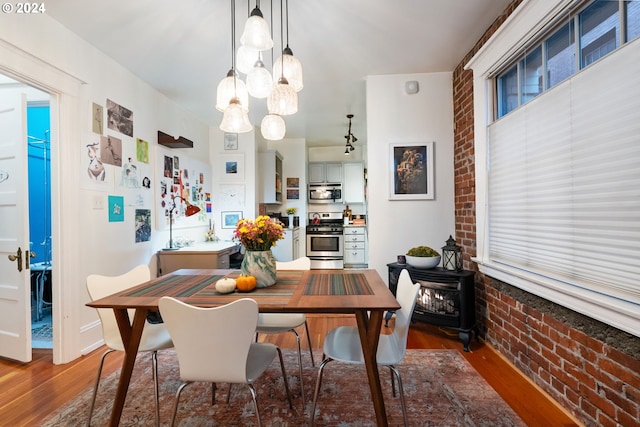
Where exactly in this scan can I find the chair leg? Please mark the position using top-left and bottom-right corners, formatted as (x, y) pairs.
(170, 381), (190, 427)
(388, 365), (409, 427)
(86, 348), (116, 427)
(151, 351), (160, 427)
(276, 346), (294, 409)
(303, 320), (315, 367)
(289, 328), (305, 408)
(248, 384), (262, 427)
(389, 365), (397, 397)
(310, 357), (332, 427)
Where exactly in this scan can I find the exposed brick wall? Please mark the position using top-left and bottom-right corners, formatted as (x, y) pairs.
(452, 1), (640, 426)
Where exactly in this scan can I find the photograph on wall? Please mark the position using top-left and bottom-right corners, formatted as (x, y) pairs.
(221, 211), (242, 229)
(108, 195), (125, 222)
(92, 102), (103, 135)
(136, 138), (149, 163)
(100, 135), (122, 167)
(106, 98), (133, 137)
(135, 209), (152, 242)
(163, 155), (173, 178)
(389, 142), (434, 200)
(224, 133), (238, 150)
(286, 177), (299, 188)
(81, 134), (114, 190)
(218, 154), (244, 182)
(287, 189), (299, 200)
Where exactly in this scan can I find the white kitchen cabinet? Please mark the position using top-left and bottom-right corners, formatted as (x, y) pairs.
(308, 162), (342, 183)
(259, 150), (283, 204)
(271, 227), (300, 262)
(343, 162), (365, 204)
(343, 226), (367, 268)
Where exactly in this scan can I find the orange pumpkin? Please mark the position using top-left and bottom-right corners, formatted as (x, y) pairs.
(236, 274), (257, 292)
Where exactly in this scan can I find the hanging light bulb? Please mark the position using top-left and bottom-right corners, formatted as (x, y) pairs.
(220, 97), (252, 133)
(236, 45), (259, 74)
(268, 76), (297, 115)
(261, 114), (286, 140)
(246, 53), (272, 99)
(240, 3), (273, 51)
(273, 0), (303, 92)
(216, 70), (249, 112)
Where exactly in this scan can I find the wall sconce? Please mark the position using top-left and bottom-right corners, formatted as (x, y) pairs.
(442, 235), (463, 271)
(163, 196), (201, 251)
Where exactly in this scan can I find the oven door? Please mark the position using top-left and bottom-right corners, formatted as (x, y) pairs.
(306, 233), (343, 258)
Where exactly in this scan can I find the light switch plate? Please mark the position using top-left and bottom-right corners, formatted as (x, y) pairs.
(93, 195), (104, 210)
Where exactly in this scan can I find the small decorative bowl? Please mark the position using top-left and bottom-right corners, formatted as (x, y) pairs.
(405, 255), (441, 269)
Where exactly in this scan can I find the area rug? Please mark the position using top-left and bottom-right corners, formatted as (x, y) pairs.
(42, 349), (526, 426)
(31, 323), (53, 339)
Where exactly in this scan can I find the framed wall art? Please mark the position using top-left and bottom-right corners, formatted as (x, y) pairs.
(223, 133), (238, 150)
(219, 154), (244, 182)
(389, 142), (434, 200)
(221, 211), (242, 229)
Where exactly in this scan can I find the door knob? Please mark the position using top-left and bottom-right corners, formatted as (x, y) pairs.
(26, 250), (36, 269)
(8, 247), (23, 272)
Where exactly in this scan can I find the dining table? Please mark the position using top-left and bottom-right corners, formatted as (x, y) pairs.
(86, 268), (401, 426)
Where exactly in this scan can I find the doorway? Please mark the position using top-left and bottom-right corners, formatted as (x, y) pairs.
(0, 73), (53, 350)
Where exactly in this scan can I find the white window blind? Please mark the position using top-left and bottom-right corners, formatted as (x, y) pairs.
(488, 40), (640, 306)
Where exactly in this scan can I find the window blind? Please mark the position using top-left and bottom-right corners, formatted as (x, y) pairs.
(488, 40), (640, 305)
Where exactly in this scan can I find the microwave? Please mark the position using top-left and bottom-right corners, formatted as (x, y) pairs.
(308, 183), (342, 204)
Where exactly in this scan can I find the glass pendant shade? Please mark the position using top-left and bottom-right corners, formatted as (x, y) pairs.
(219, 97), (252, 133)
(267, 77), (298, 116)
(261, 114), (286, 140)
(216, 71), (249, 112)
(236, 45), (258, 75)
(273, 47), (303, 92)
(240, 7), (274, 51)
(246, 58), (272, 99)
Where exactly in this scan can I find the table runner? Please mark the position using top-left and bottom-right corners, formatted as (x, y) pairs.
(303, 272), (373, 295)
(124, 274), (224, 297)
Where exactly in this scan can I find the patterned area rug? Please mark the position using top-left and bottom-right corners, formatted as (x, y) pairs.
(42, 349), (526, 426)
(31, 323), (53, 339)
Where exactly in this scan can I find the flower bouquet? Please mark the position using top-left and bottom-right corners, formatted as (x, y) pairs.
(233, 215), (285, 251)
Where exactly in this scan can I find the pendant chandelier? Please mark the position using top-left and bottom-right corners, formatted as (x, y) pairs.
(267, 0), (297, 116)
(239, 1), (273, 51)
(219, 0), (252, 133)
(261, 113), (286, 140)
(272, 0), (303, 92)
(344, 114), (357, 155)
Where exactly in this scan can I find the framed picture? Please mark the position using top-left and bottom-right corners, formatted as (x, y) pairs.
(389, 142), (434, 200)
(287, 188), (300, 200)
(221, 211), (242, 229)
(224, 133), (238, 150)
(286, 177), (299, 188)
(219, 154), (244, 182)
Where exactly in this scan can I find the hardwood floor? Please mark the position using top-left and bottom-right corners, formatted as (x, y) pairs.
(0, 314), (580, 426)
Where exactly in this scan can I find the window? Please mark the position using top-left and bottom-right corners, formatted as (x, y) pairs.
(546, 21), (575, 89)
(627, 0), (640, 41)
(579, 0), (619, 67)
(520, 46), (543, 104)
(497, 66), (518, 118)
(466, 0), (640, 337)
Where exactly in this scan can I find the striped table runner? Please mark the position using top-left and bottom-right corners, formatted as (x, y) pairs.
(303, 273), (373, 296)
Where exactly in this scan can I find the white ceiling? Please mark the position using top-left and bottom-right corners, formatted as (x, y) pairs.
(45, 0), (510, 147)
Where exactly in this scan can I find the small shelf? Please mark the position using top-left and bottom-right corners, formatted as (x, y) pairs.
(158, 130), (193, 149)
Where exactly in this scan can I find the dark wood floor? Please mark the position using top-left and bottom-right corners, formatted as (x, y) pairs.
(0, 314), (580, 426)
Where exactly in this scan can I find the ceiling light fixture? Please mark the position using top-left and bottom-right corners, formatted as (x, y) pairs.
(344, 114), (356, 155)
(260, 0), (285, 140)
(267, 0), (297, 116)
(272, 0), (303, 92)
(240, 1), (273, 51)
(220, 0), (252, 133)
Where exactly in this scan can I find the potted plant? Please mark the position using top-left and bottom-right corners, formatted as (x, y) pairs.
(286, 207), (297, 228)
(405, 245), (441, 269)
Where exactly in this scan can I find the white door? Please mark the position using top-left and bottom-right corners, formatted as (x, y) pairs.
(0, 93), (32, 362)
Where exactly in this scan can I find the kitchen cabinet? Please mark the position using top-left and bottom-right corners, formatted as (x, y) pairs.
(308, 162), (342, 183)
(343, 162), (365, 203)
(259, 150), (283, 204)
(343, 226), (367, 268)
(271, 227), (300, 262)
(156, 242), (240, 275)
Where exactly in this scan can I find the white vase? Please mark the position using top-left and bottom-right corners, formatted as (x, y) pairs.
(288, 214), (294, 228)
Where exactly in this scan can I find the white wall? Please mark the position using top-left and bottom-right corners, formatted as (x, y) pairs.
(366, 72), (455, 281)
(1, 14), (212, 362)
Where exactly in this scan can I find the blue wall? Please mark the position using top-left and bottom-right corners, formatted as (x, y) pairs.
(27, 105), (51, 264)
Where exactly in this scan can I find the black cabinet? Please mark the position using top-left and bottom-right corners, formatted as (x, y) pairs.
(387, 263), (477, 351)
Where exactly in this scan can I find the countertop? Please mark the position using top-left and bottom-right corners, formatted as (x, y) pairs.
(159, 241), (240, 253)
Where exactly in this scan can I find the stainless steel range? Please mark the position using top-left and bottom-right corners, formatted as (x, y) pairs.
(306, 212), (344, 269)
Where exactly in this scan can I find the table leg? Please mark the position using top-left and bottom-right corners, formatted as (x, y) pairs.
(108, 308), (148, 427)
(354, 309), (388, 427)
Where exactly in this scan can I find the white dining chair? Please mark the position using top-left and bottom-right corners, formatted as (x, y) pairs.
(256, 256), (314, 407)
(310, 269), (420, 426)
(86, 264), (173, 427)
(158, 297), (293, 427)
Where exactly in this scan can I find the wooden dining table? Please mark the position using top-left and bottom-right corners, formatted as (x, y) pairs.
(86, 268), (401, 426)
